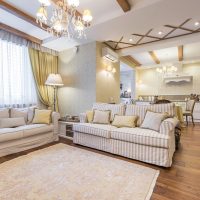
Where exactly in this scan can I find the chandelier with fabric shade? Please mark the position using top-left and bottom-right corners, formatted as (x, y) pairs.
(36, 0), (93, 39)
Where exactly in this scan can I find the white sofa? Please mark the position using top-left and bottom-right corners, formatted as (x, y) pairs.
(73, 103), (179, 167)
(0, 107), (60, 157)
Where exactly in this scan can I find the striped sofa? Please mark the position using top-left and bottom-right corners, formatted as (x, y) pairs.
(73, 103), (178, 167)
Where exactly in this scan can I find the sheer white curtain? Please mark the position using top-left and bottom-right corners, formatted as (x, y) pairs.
(0, 39), (37, 108)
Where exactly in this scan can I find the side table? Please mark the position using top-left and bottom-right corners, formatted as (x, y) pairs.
(58, 120), (79, 140)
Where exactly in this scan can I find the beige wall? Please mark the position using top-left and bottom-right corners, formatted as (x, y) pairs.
(96, 42), (120, 103)
(58, 42), (120, 116)
(136, 63), (200, 96)
(58, 42), (96, 116)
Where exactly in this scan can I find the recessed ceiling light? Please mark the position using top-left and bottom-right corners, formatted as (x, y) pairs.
(194, 21), (200, 27)
(129, 38), (133, 42)
(158, 31), (163, 35)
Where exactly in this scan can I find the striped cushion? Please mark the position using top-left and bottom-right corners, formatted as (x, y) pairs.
(73, 123), (117, 138)
(111, 127), (169, 148)
(125, 103), (175, 126)
(92, 103), (125, 121)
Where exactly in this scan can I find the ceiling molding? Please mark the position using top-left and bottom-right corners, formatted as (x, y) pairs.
(116, 0), (131, 12)
(0, 1), (49, 30)
(149, 51), (160, 64)
(0, 22), (42, 44)
(178, 45), (184, 61)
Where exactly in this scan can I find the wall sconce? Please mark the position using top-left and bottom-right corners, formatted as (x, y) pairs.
(106, 66), (116, 74)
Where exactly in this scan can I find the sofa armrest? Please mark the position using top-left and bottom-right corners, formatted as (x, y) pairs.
(80, 113), (88, 123)
(51, 112), (60, 140)
(160, 117), (179, 135)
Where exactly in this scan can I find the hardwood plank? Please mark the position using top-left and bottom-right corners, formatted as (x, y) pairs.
(149, 51), (160, 64)
(0, 23), (42, 44)
(116, 0), (131, 12)
(1, 124), (200, 200)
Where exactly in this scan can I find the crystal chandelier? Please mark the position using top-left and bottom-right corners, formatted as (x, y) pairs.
(156, 65), (178, 74)
(36, 0), (93, 39)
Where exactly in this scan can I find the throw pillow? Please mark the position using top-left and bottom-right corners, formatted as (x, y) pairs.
(92, 110), (110, 124)
(0, 108), (9, 118)
(86, 110), (94, 123)
(112, 115), (138, 128)
(0, 117), (26, 128)
(140, 110), (167, 132)
(10, 108), (28, 123)
(32, 109), (52, 125)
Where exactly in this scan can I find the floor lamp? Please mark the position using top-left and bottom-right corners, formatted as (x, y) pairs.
(45, 74), (64, 111)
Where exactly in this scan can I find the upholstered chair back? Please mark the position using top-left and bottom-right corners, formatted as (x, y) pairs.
(125, 103), (175, 126)
(92, 103), (126, 121)
(186, 100), (195, 113)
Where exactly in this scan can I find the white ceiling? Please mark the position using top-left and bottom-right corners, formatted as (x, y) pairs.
(1, 0), (200, 58)
(133, 42), (200, 68)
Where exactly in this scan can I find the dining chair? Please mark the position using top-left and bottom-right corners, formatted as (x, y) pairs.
(183, 100), (195, 126)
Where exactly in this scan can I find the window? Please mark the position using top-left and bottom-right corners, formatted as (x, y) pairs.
(0, 39), (37, 107)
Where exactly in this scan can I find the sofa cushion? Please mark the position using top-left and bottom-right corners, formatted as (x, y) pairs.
(73, 123), (117, 138)
(0, 117), (26, 128)
(32, 109), (52, 125)
(93, 110), (111, 124)
(140, 111), (167, 132)
(0, 128), (23, 143)
(10, 108), (28, 123)
(22, 124), (54, 138)
(111, 127), (169, 148)
(125, 103), (175, 126)
(92, 103), (125, 121)
(0, 108), (9, 118)
(112, 115), (137, 128)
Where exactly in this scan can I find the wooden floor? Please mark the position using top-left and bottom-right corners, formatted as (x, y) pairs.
(0, 124), (200, 200)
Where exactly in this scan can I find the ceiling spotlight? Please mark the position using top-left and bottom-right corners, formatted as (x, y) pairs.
(158, 31), (163, 35)
(129, 38), (133, 42)
(194, 21), (200, 27)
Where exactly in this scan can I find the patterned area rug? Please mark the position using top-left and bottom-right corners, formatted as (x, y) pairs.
(0, 144), (159, 200)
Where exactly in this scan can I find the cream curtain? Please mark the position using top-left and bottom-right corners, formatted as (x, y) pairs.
(0, 39), (37, 108)
(28, 48), (58, 111)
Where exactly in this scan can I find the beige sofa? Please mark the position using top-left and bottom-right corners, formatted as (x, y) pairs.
(73, 103), (179, 167)
(0, 107), (60, 157)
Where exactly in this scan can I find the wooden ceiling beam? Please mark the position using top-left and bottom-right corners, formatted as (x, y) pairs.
(149, 51), (160, 64)
(0, 23), (42, 44)
(178, 45), (184, 61)
(163, 18), (191, 39)
(114, 36), (124, 50)
(122, 55), (141, 67)
(165, 25), (193, 33)
(132, 33), (161, 40)
(116, 0), (131, 12)
(136, 29), (153, 44)
(0, 1), (49, 30)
